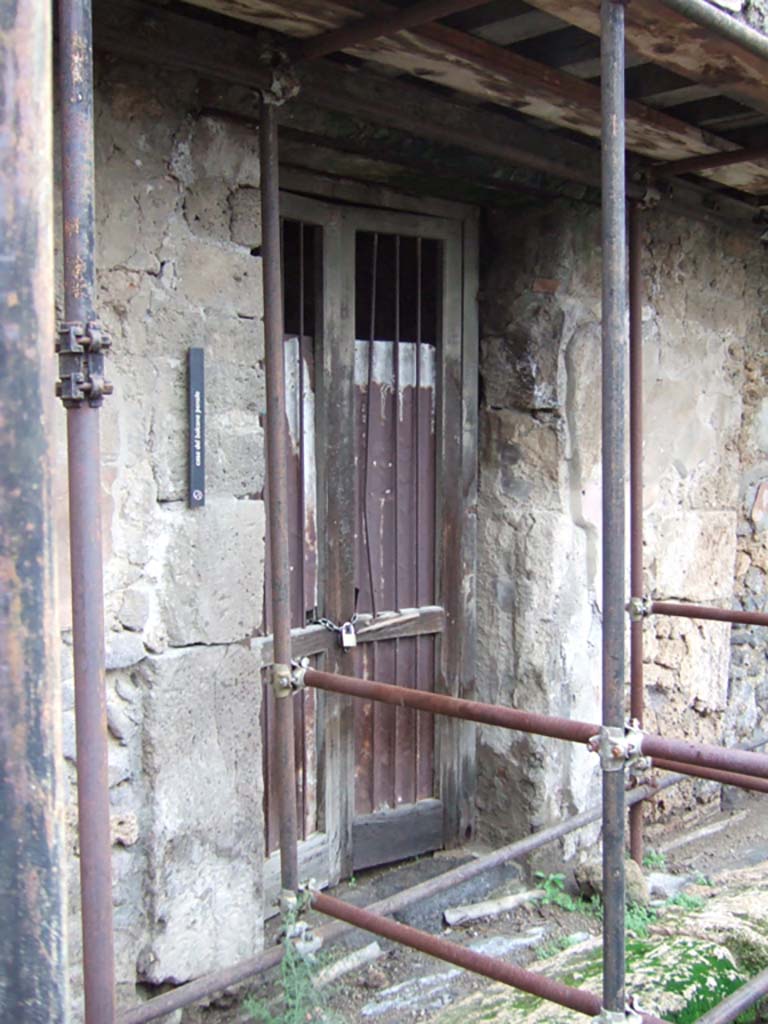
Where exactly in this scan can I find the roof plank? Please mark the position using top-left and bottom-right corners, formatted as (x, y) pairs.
(522, 0), (768, 115)
(184, 0), (768, 192)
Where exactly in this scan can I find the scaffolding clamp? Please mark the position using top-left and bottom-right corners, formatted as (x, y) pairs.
(56, 320), (114, 408)
(258, 50), (300, 105)
(589, 723), (647, 773)
(593, 1007), (643, 1024)
(627, 595), (652, 621)
(290, 657), (310, 691)
(271, 662), (294, 699)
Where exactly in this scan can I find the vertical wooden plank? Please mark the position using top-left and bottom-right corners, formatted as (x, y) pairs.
(316, 208), (357, 882)
(435, 216), (478, 846)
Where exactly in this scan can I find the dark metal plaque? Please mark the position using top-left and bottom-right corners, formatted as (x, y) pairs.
(188, 347), (205, 507)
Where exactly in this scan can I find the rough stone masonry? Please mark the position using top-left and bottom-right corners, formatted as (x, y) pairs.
(54, 48), (768, 1016)
(476, 198), (768, 854)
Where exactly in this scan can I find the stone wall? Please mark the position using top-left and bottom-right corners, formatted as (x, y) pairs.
(475, 199), (768, 853)
(55, 50), (768, 1017)
(56, 59), (267, 1014)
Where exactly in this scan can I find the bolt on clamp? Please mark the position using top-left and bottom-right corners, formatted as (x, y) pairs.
(626, 595), (653, 621)
(271, 662), (293, 699)
(588, 722), (647, 773)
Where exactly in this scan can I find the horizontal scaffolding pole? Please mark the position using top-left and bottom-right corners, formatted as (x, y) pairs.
(650, 600), (768, 629)
(302, 669), (768, 782)
(293, 0), (490, 61)
(656, 0), (768, 64)
(304, 667), (595, 742)
(694, 964), (768, 1024)
(310, 891), (669, 1024)
(119, 779), (675, 1023)
(654, 145), (768, 178)
(654, 756), (768, 794)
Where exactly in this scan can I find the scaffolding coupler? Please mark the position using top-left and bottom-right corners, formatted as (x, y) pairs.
(271, 658), (310, 699)
(588, 722), (649, 774)
(56, 319), (113, 408)
(627, 595), (653, 621)
(593, 1006), (643, 1024)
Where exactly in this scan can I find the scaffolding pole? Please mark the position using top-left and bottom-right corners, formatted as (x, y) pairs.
(119, 778), (678, 1024)
(302, 668), (768, 783)
(259, 96), (299, 895)
(629, 199), (645, 867)
(0, 2), (67, 1019)
(600, 0), (629, 1012)
(58, 0), (117, 1019)
(650, 601), (768, 629)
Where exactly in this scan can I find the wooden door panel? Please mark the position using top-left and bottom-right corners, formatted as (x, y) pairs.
(261, 192), (477, 885)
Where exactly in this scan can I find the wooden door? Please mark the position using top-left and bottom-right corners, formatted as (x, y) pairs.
(260, 187), (478, 901)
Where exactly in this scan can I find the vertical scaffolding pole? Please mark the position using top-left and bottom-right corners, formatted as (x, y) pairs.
(600, 0), (628, 1014)
(628, 201), (645, 867)
(57, 0), (117, 1020)
(259, 97), (299, 895)
(1, 2), (67, 1019)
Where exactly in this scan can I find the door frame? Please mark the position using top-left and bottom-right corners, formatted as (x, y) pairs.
(263, 175), (478, 904)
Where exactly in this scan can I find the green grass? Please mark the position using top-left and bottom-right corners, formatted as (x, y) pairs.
(535, 934), (585, 960)
(243, 900), (340, 1024)
(665, 892), (706, 912)
(643, 848), (668, 870)
(534, 872), (583, 913)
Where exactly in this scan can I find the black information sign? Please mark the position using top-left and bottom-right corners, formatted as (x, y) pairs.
(188, 348), (205, 507)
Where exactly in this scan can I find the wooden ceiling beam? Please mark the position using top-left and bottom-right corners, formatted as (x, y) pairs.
(293, 0), (490, 61)
(180, 0), (768, 192)
(93, 0), (767, 233)
(521, 0), (768, 116)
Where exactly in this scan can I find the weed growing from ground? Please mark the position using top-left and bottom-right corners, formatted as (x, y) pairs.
(244, 899), (339, 1024)
(665, 892), (706, 912)
(534, 872), (582, 913)
(642, 849), (667, 870)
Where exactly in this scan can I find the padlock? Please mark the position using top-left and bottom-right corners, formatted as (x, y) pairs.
(339, 621), (357, 650)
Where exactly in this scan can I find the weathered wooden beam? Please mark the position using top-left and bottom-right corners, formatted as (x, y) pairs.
(523, 0), (768, 117)
(94, 1), (767, 230)
(94, 0), (603, 188)
(292, 0), (491, 61)
(181, 0), (768, 192)
(202, 82), (596, 202)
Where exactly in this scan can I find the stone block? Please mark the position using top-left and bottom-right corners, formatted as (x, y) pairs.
(174, 238), (262, 318)
(139, 644), (263, 983)
(650, 511), (737, 603)
(230, 186), (262, 248)
(184, 177), (232, 241)
(106, 632), (146, 670)
(156, 496), (265, 646)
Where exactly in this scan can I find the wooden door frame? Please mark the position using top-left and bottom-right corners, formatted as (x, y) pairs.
(263, 178), (478, 902)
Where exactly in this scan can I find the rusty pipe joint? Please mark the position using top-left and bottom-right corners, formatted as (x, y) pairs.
(589, 723), (647, 773)
(627, 595), (652, 622)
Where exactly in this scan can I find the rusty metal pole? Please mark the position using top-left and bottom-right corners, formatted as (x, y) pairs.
(57, 0), (117, 1020)
(0, 3), (67, 1020)
(650, 601), (768, 627)
(600, 0), (628, 1014)
(259, 95), (299, 895)
(303, 668), (768, 779)
(628, 199), (645, 867)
